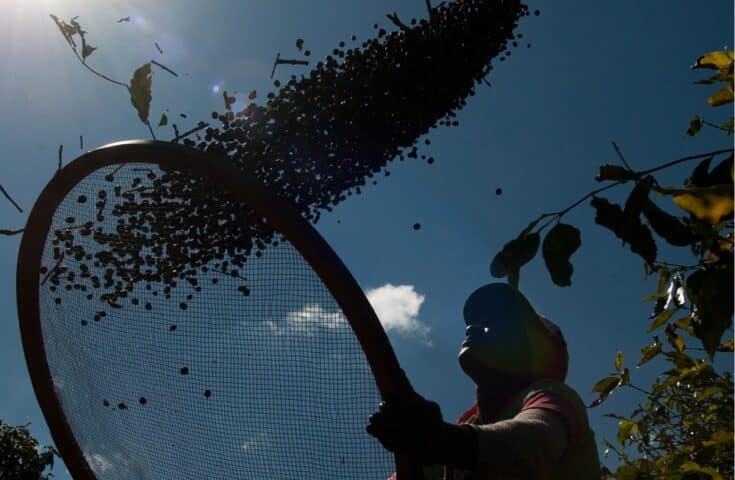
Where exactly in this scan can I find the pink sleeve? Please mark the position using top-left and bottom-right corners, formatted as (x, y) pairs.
(521, 390), (581, 443)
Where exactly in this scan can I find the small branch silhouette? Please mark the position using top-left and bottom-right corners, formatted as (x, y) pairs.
(0, 184), (23, 213)
(270, 52), (309, 79)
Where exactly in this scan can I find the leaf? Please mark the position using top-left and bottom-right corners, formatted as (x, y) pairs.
(589, 373), (623, 408)
(620, 367), (630, 385)
(686, 265), (734, 357)
(685, 116), (703, 136)
(612, 464), (639, 480)
(665, 274), (686, 309)
(673, 315), (691, 329)
(708, 83), (734, 107)
(117, 16), (131, 23)
(489, 232), (540, 278)
(592, 374), (620, 394)
(596, 164), (635, 182)
(641, 198), (695, 246)
(50, 14), (77, 48)
(248, 90), (257, 100)
(158, 113), (168, 127)
(718, 338), (734, 351)
(648, 307), (678, 332)
(615, 350), (624, 371)
(685, 156), (713, 187)
(591, 196), (657, 265)
(542, 223), (581, 286)
(721, 117), (734, 135)
(701, 430), (734, 447)
(663, 350), (695, 369)
(296, 38), (304, 51)
(657, 184), (734, 225)
(638, 340), (662, 367)
(129, 63), (153, 124)
(617, 419), (639, 445)
(707, 154), (734, 186)
(656, 267), (670, 297)
(680, 460), (724, 480)
(82, 42), (96, 60)
(692, 50), (734, 70)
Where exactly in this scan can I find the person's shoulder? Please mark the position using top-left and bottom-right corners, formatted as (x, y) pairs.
(522, 378), (586, 410)
(519, 378), (592, 440)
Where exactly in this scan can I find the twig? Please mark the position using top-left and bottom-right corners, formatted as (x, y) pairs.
(534, 181), (623, 232)
(58, 144), (63, 172)
(146, 121), (157, 140)
(0, 184), (23, 213)
(0, 228), (24, 236)
(482, 77), (492, 88)
(701, 119), (730, 132)
(386, 13), (411, 32)
(80, 135), (83, 150)
(425, 0), (434, 18)
(41, 253), (65, 286)
(612, 141), (633, 171)
(270, 52), (309, 79)
(530, 147), (734, 234)
(171, 122), (210, 143)
(154, 42), (163, 54)
(637, 148), (733, 176)
(151, 60), (178, 77)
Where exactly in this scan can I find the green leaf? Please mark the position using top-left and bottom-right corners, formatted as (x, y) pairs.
(596, 164), (636, 182)
(593, 374), (621, 394)
(708, 83), (734, 107)
(680, 460), (724, 480)
(542, 223), (581, 286)
(685, 116), (703, 136)
(490, 232), (540, 279)
(158, 113), (168, 127)
(617, 419), (639, 445)
(638, 340), (662, 367)
(686, 264), (734, 357)
(657, 184), (734, 225)
(656, 267), (671, 297)
(612, 464), (639, 480)
(648, 307), (678, 333)
(692, 50), (734, 70)
(721, 117), (734, 135)
(701, 430), (734, 447)
(129, 63), (153, 124)
(615, 350), (624, 371)
(620, 367), (630, 386)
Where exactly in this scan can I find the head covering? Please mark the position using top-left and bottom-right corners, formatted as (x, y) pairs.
(461, 283), (568, 381)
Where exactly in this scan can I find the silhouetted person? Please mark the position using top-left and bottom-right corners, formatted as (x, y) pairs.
(367, 283), (601, 479)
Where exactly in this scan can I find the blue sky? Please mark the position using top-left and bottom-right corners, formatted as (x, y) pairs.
(0, 0), (732, 477)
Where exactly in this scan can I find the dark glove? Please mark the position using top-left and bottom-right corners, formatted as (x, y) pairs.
(366, 390), (478, 469)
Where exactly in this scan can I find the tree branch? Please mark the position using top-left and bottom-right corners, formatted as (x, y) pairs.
(386, 13), (411, 32)
(0, 184), (23, 213)
(612, 141), (633, 171)
(171, 122), (209, 143)
(637, 148), (733, 177)
(0, 228), (24, 236)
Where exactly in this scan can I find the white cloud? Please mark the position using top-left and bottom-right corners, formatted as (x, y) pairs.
(365, 284), (431, 345)
(267, 305), (347, 336)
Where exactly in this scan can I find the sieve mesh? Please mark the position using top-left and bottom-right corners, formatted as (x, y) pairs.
(35, 159), (394, 479)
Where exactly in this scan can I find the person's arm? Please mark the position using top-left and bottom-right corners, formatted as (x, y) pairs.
(469, 408), (568, 479)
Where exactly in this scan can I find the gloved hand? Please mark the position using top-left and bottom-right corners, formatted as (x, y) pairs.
(366, 389), (478, 469)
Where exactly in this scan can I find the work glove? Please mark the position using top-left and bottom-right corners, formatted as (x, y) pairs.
(366, 389), (478, 469)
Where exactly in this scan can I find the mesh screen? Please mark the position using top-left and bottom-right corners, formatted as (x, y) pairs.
(36, 161), (394, 479)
